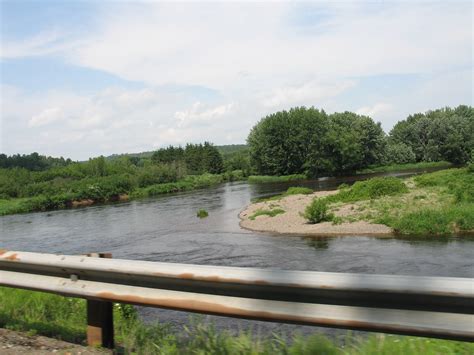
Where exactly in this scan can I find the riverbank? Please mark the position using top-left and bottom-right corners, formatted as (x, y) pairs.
(1, 287), (472, 354)
(0, 162), (454, 217)
(0, 172), (238, 216)
(240, 168), (474, 236)
(356, 161), (452, 174)
(246, 161), (453, 184)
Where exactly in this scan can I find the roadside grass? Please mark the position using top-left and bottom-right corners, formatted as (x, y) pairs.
(248, 174), (307, 183)
(319, 168), (474, 235)
(1, 288), (473, 354)
(356, 161), (452, 174)
(249, 208), (285, 220)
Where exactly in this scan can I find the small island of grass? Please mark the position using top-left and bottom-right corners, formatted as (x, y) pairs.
(240, 168), (474, 236)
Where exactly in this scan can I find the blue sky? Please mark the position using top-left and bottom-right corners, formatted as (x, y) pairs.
(1, 0), (472, 160)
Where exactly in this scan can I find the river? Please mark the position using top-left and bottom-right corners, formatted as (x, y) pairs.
(1, 167), (473, 335)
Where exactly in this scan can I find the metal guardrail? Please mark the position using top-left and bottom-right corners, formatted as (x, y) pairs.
(0, 249), (473, 349)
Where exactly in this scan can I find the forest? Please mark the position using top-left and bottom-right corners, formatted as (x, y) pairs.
(0, 105), (472, 215)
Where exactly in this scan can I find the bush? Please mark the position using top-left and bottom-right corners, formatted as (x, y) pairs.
(136, 164), (179, 187)
(196, 209), (209, 218)
(304, 198), (332, 224)
(327, 177), (408, 203)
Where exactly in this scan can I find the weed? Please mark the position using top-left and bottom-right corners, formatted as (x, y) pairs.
(197, 209), (209, 218)
(249, 208), (285, 220)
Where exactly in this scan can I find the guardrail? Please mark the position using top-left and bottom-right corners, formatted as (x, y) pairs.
(0, 249), (473, 349)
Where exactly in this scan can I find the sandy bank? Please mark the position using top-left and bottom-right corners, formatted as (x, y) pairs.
(239, 190), (393, 236)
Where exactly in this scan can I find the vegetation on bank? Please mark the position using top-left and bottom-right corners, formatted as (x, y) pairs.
(0, 144), (249, 216)
(1, 287), (472, 354)
(252, 186), (314, 203)
(1, 105), (472, 216)
(248, 174), (306, 183)
(306, 168), (474, 235)
(249, 208), (285, 220)
(356, 161), (452, 174)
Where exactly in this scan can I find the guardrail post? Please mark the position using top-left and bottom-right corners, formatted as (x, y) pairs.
(86, 253), (114, 349)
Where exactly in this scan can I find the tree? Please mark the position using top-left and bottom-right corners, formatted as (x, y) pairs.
(247, 107), (386, 177)
(383, 142), (416, 164)
(389, 105), (473, 164)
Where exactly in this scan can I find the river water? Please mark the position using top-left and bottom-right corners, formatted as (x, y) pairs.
(1, 168), (473, 335)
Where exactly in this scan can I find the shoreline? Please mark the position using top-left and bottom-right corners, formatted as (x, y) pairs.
(239, 190), (394, 236)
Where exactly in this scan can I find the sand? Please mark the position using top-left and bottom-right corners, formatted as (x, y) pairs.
(239, 190), (393, 236)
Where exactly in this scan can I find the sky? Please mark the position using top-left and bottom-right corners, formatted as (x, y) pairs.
(1, 0), (472, 160)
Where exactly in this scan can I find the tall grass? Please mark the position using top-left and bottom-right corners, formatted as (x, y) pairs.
(1, 288), (473, 354)
(325, 177), (409, 204)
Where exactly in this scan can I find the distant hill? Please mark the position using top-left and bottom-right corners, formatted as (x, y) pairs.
(105, 144), (248, 161)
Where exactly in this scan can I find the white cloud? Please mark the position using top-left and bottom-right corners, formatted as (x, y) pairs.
(1, 30), (81, 59)
(175, 102), (235, 128)
(356, 103), (393, 119)
(62, 2), (471, 90)
(28, 107), (63, 127)
(262, 81), (355, 108)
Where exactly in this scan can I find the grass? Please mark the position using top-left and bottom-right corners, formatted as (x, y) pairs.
(252, 186), (313, 203)
(248, 174), (307, 183)
(197, 209), (209, 218)
(357, 161), (452, 174)
(325, 177), (409, 204)
(315, 168), (474, 235)
(1, 287), (473, 354)
(285, 187), (313, 195)
(249, 208), (285, 220)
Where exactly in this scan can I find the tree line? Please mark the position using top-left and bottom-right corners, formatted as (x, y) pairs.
(151, 142), (223, 174)
(1, 105), (472, 180)
(247, 105), (473, 177)
(0, 152), (72, 171)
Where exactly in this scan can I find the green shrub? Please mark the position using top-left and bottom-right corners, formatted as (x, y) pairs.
(304, 198), (332, 224)
(136, 164), (179, 187)
(286, 187), (313, 195)
(327, 177), (408, 203)
(378, 204), (474, 235)
(197, 209), (209, 218)
(223, 169), (245, 181)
